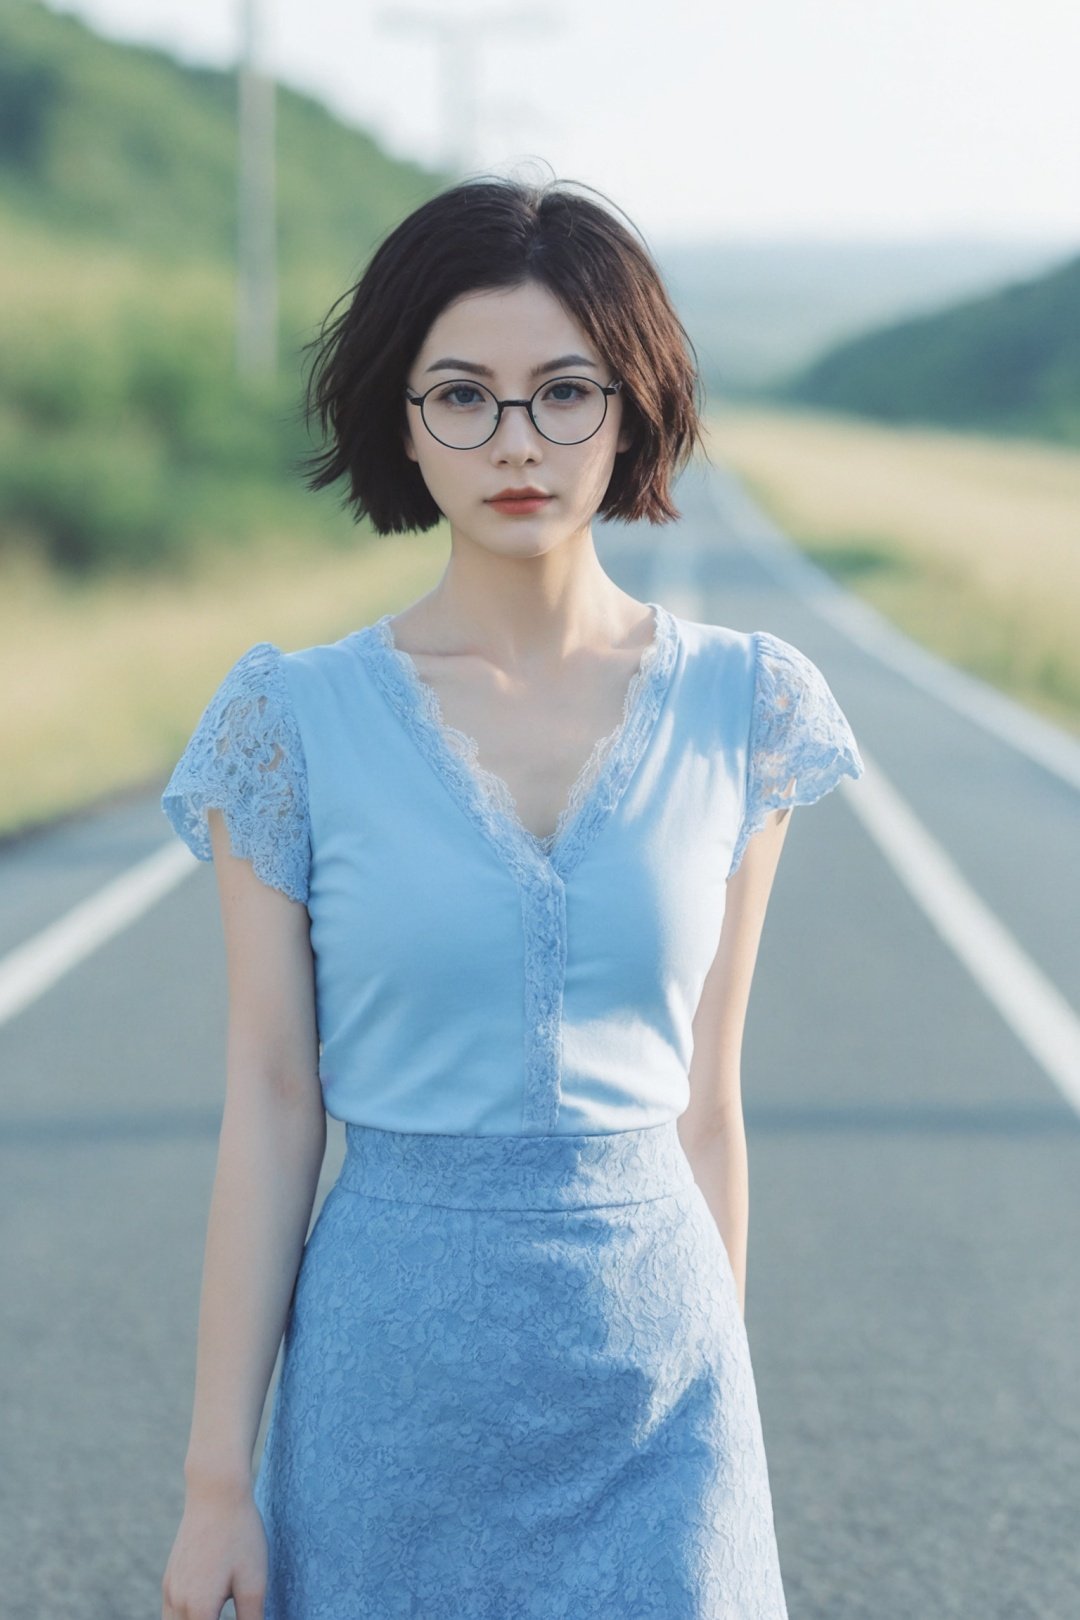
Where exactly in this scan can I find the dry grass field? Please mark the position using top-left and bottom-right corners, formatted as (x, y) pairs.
(705, 406), (1080, 738)
(4, 402), (1079, 841)
(0, 528), (445, 840)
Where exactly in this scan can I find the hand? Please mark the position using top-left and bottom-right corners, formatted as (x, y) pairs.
(161, 1477), (268, 1620)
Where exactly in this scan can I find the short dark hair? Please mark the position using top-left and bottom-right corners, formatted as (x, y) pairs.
(295, 173), (709, 533)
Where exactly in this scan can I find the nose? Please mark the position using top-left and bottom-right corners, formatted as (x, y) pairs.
(488, 401), (544, 460)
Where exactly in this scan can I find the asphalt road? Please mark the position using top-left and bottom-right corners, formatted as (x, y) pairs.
(2, 456), (1078, 1619)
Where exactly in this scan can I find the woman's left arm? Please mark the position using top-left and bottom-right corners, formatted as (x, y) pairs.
(677, 803), (794, 1317)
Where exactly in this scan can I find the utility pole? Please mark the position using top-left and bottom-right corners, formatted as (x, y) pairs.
(376, 7), (559, 177)
(235, 0), (277, 381)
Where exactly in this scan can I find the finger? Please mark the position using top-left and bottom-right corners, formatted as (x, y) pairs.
(234, 1583), (266, 1620)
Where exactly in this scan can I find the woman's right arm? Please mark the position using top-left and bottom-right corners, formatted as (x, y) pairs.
(162, 807), (325, 1620)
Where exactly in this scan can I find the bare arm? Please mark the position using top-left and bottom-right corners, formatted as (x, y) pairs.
(677, 803), (793, 1317)
(162, 808), (325, 1619)
(182, 806), (326, 1487)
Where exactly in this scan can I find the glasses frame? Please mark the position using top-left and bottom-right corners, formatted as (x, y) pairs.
(404, 374), (623, 450)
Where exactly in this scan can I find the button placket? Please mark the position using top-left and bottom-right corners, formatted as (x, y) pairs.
(519, 857), (568, 1134)
(353, 605), (680, 1138)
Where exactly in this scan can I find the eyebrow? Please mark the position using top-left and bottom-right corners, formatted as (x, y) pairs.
(423, 353), (599, 379)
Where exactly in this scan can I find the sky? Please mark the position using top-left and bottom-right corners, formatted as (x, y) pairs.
(46, 0), (1080, 245)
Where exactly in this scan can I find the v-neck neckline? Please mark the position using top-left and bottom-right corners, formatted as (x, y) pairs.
(353, 600), (680, 878)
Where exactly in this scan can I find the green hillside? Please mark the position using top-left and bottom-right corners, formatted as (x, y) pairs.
(2, 1), (443, 293)
(781, 252), (1080, 445)
(0, 0), (449, 575)
(658, 236), (1068, 394)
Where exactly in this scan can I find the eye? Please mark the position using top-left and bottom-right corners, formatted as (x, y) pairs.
(435, 383), (485, 407)
(541, 379), (591, 403)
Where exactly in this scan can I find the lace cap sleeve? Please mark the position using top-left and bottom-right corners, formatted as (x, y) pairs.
(728, 630), (865, 880)
(160, 642), (311, 904)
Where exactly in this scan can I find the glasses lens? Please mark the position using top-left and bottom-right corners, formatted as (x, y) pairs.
(532, 377), (607, 444)
(422, 380), (500, 449)
(421, 377), (608, 448)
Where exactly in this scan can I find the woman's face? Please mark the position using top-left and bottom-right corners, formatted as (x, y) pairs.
(402, 279), (632, 554)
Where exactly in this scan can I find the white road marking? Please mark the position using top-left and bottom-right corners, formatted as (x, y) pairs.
(707, 464), (1080, 1109)
(3, 459), (1075, 1102)
(846, 748), (1080, 1111)
(710, 465), (1080, 792)
(0, 841), (197, 1028)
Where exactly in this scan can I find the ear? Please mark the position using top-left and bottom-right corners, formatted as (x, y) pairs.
(616, 420), (633, 454)
(402, 422), (418, 463)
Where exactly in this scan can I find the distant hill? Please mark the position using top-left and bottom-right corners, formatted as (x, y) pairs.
(779, 252), (1080, 445)
(1, 0), (446, 303)
(655, 236), (1072, 396)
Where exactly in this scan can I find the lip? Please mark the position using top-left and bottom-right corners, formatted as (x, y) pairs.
(487, 488), (551, 501)
(487, 495), (552, 515)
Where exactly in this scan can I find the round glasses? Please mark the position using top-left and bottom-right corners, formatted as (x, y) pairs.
(404, 375), (623, 450)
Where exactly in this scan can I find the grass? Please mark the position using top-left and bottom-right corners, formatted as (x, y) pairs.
(6, 400), (1079, 842)
(704, 405), (1080, 738)
(1, 522), (447, 840)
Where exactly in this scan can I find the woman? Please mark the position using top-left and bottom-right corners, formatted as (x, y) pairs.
(160, 173), (864, 1619)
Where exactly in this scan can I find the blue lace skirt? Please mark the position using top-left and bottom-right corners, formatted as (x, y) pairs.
(252, 1119), (789, 1619)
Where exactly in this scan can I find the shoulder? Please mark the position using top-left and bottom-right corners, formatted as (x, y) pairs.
(193, 638), (324, 753)
(669, 617), (812, 744)
(161, 639), (315, 902)
(721, 627), (865, 878)
(665, 617), (765, 758)
(742, 627), (865, 803)
(748, 628), (832, 690)
(665, 612), (850, 710)
(271, 622), (386, 682)
(677, 617), (827, 680)
(669, 613), (757, 704)
(671, 613), (755, 665)
(162, 639), (310, 794)
(172, 640), (297, 737)
(267, 625), (395, 734)
(744, 630), (857, 739)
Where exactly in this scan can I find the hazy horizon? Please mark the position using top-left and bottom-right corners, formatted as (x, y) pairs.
(45, 0), (1080, 246)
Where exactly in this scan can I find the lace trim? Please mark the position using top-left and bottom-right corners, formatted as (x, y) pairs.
(355, 603), (680, 1133)
(372, 604), (666, 857)
(727, 629), (865, 880)
(160, 641), (312, 905)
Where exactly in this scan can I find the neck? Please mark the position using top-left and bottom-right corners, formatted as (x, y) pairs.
(401, 540), (648, 667)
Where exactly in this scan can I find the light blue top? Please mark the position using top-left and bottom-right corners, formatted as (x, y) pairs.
(161, 603), (865, 1135)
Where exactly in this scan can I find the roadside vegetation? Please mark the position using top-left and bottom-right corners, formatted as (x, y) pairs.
(0, 2), (451, 839)
(3, 2), (1076, 843)
(780, 253), (1080, 446)
(706, 406), (1080, 739)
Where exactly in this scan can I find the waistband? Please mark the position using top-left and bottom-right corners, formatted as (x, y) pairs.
(338, 1118), (696, 1211)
